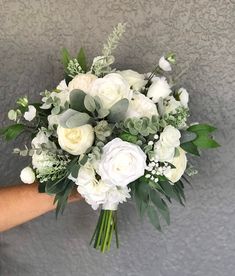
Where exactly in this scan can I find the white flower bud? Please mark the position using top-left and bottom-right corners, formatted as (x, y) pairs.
(20, 167), (35, 184)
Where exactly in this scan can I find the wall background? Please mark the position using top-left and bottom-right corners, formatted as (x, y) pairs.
(0, 1), (235, 275)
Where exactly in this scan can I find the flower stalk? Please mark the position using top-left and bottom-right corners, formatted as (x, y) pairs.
(90, 209), (118, 253)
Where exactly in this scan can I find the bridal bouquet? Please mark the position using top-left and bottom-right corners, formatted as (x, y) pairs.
(1, 23), (219, 252)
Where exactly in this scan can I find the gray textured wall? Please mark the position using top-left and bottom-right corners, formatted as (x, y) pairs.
(0, 1), (234, 275)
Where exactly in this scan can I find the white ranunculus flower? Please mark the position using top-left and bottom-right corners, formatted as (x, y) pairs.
(68, 73), (97, 93)
(153, 141), (175, 162)
(117, 69), (147, 91)
(159, 56), (172, 71)
(164, 147), (187, 183)
(125, 92), (158, 119)
(147, 77), (172, 103)
(178, 88), (189, 108)
(160, 125), (181, 148)
(98, 138), (147, 187)
(57, 79), (68, 91)
(69, 162), (110, 210)
(20, 167), (35, 184)
(24, 105), (36, 121)
(90, 73), (132, 109)
(164, 96), (181, 114)
(57, 124), (94, 155)
(103, 186), (131, 210)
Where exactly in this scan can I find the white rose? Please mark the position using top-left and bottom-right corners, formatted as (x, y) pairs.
(153, 141), (175, 162)
(103, 186), (131, 210)
(164, 147), (187, 183)
(68, 73), (97, 93)
(20, 167), (35, 184)
(164, 96), (181, 114)
(90, 73), (132, 109)
(57, 124), (94, 155)
(117, 69), (147, 91)
(24, 105), (36, 121)
(98, 138), (147, 187)
(125, 92), (158, 119)
(159, 56), (172, 71)
(160, 125), (181, 148)
(147, 77), (172, 103)
(178, 88), (189, 108)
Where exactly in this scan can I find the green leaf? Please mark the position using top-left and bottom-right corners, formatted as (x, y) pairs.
(61, 48), (71, 69)
(77, 47), (87, 72)
(180, 130), (197, 144)
(0, 124), (25, 141)
(107, 99), (129, 123)
(193, 137), (220, 148)
(119, 132), (138, 144)
(180, 141), (200, 156)
(84, 94), (96, 112)
(150, 190), (170, 225)
(54, 180), (74, 217)
(45, 176), (67, 195)
(147, 205), (162, 231)
(38, 181), (46, 193)
(188, 124), (217, 133)
(70, 89), (87, 112)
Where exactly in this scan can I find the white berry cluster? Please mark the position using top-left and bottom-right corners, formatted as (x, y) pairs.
(145, 160), (171, 183)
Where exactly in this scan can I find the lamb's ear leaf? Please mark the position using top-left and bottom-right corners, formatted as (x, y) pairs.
(66, 112), (91, 128)
(70, 89), (87, 112)
(59, 109), (78, 128)
(84, 94), (96, 112)
(77, 47), (87, 72)
(107, 99), (129, 123)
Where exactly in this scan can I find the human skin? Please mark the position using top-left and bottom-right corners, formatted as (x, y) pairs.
(0, 183), (82, 232)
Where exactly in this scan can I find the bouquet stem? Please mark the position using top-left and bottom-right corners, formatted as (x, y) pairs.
(90, 209), (118, 252)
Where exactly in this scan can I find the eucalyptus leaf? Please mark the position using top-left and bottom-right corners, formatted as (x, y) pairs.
(70, 89), (87, 112)
(59, 109), (78, 128)
(107, 99), (129, 123)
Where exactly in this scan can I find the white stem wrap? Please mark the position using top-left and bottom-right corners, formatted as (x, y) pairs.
(102, 202), (118, 211)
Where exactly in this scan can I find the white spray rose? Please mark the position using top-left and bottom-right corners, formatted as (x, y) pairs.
(154, 141), (175, 162)
(68, 73), (97, 93)
(103, 186), (131, 210)
(31, 130), (50, 148)
(98, 138), (147, 187)
(24, 105), (36, 121)
(164, 147), (187, 183)
(57, 124), (94, 155)
(159, 56), (172, 71)
(117, 69), (147, 91)
(147, 77), (172, 103)
(125, 92), (158, 119)
(160, 125), (181, 148)
(178, 88), (189, 108)
(20, 167), (35, 184)
(164, 96), (181, 114)
(47, 114), (59, 128)
(90, 73), (132, 109)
